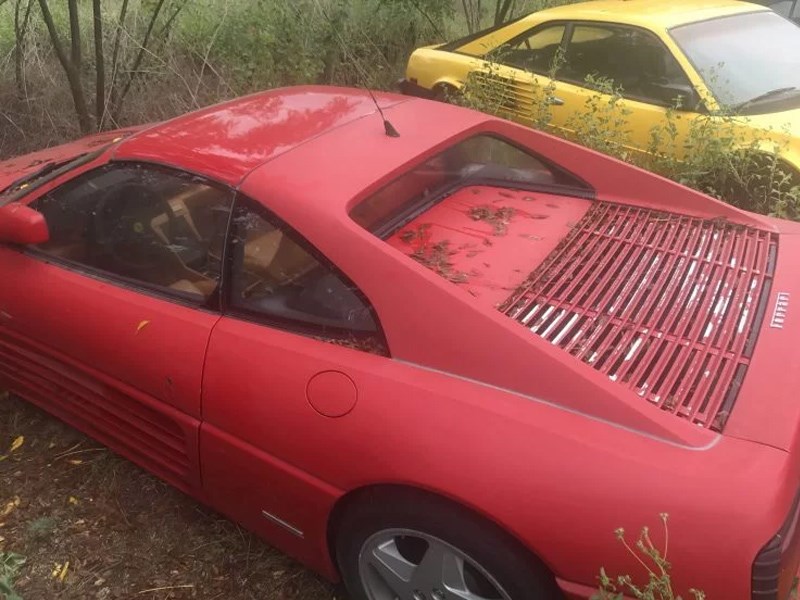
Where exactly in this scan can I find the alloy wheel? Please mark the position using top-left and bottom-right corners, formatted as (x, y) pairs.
(358, 528), (513, 600)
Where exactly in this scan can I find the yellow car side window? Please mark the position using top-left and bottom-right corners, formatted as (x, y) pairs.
(562, 24), (693, 107)
(494, 25), (566, 73)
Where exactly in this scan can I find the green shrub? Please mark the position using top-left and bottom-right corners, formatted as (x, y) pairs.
(460, 61), (800, 220)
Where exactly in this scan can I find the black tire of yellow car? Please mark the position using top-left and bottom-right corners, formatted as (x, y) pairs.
(335, 488), (562, 600)
(433, 83), (461, 104)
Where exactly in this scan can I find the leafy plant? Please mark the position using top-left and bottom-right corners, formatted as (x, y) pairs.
(0, 552), (26, 600)
(592, 514), (704, 600)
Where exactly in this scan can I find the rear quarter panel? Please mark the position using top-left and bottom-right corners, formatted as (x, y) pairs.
(199, 317), (791, 599)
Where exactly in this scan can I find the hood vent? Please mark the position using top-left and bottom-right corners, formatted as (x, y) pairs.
(502, 202), (777, 431)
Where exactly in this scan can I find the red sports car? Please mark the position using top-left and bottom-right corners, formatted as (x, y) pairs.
(1, 86), (799, 600)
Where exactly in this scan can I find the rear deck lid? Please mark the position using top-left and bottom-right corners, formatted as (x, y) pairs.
(389, 188), (778, 434)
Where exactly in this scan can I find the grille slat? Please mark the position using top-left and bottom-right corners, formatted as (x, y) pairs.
(502, 202), (777, 431)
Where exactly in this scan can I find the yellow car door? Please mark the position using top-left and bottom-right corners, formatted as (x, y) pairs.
(546, 22), (703, 160)
(467, 23), (569, 128)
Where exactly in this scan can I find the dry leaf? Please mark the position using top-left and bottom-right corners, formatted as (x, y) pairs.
(67, 459), (83, 465)
(136, 320), (151, 334)
(52, 561), (70, 580)
(68, 496), (79, 505)
(9, 436), (23, 453)
(0, 497), (20, 518)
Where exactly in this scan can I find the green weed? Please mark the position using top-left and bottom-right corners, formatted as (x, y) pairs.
(0, 552), (25, 600)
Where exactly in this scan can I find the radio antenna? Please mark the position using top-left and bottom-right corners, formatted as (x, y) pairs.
(366, 86), (400, 138)
(313, 0), (400, 138)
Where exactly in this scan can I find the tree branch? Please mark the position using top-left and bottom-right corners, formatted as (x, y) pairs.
(68, 0), (81, 67)
(92, 0), (105, 127)
(38, 0), (91, 133)
(111, 0), (167, 120)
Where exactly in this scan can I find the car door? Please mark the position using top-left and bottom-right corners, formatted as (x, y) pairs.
(547, 22), (702, 159)
(199, 194), (388, 564)
(474, 23), (569, 127)
(0, 162), (233, 492)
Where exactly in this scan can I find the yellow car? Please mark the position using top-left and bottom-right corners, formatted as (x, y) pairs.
(402, 0), (800, 176)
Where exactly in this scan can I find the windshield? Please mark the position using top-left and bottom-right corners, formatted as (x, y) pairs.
(350, 135), (589, 236)
(671, 11), (800, 111)
(756, 0), (799, 19)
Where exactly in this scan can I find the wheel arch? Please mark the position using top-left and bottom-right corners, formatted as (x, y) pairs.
(325, 482), (561, 588)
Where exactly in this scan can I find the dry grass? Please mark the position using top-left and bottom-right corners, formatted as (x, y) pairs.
(0, 393), (337, 600)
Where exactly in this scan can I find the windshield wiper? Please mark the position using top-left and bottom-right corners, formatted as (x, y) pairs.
(736, 86), (800, 111)
(0, 159), (63, 195)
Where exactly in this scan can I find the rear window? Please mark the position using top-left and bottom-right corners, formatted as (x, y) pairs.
(350, 135), (589, 236)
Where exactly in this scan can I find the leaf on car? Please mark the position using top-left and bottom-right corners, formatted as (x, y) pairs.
(136, 320), (151, 334)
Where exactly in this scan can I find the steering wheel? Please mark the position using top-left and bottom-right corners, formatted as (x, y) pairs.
(91, 183), (178, 274)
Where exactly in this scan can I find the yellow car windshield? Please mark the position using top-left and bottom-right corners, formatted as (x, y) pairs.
(671, 11), (800, 112)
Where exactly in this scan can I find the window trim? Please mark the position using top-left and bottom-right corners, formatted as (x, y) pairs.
(222, 193), (389, 354)
(558, 20), (699, 110)
(440, 13), (530, 53)
(25, 160), (236, 311)
(490, 20), (570, 76)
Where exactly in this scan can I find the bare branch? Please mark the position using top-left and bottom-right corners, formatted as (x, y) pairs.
(37, 0), (91, 133)
(13, 0), (34, 100)
(92, 0), (106, 127)
(111, 0), (167, 120)
(106, 0), (129, 125)
(37, 0), (69, 70)
(68, 0), (81, 66)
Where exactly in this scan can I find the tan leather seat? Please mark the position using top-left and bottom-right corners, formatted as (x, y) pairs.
(243, 230), (317, 284)
(169, 278), (218, 298)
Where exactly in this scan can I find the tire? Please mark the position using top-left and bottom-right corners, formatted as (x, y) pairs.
(335, 489), (561, 600)
(433, 83), (461, 104)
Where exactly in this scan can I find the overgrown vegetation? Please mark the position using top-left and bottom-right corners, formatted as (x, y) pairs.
(0, 552), (25, 600)
(0, 0), (456, 156)
(592, 514), (705, 600)
(460, 54), (800, 219)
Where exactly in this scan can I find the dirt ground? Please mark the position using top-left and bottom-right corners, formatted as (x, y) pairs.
(0, 392), (338, 600)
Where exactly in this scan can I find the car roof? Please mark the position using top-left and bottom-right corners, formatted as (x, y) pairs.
(529, 0), (768, 30)
(113, 86), (411, 186)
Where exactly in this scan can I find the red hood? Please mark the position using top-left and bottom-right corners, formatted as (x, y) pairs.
(0, 127), (144, 193)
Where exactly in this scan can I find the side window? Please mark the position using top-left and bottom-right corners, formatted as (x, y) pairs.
(228, 196), (382, 346)
(494, 24), (566, 73)
(32, 164), (233, 301)
(561, 24), (693, 106)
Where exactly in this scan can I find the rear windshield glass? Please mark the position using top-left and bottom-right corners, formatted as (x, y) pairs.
(350, 135), (589, 235)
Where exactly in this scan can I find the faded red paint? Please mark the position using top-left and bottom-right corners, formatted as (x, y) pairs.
(386, 185), (591, 307)
(0, 86), (799, 599)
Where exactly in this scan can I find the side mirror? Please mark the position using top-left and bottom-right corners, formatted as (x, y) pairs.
(0, 203), (49, 245)
(674, 87), (704, 113)
(647, 81), (704, 113)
